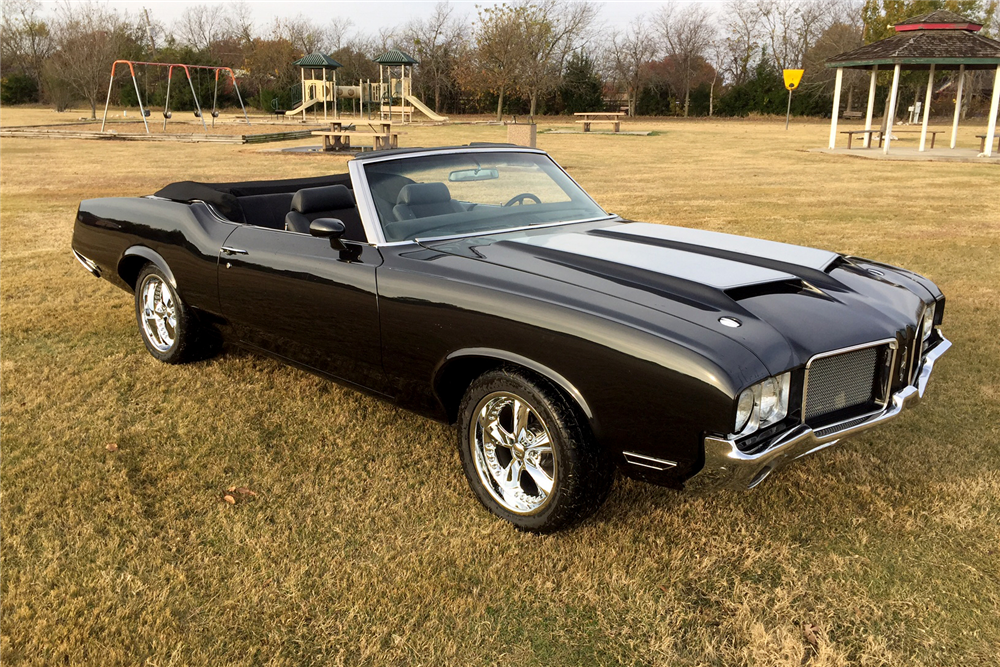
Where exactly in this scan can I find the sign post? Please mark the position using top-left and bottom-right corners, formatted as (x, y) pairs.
(783, 69), (804, 130)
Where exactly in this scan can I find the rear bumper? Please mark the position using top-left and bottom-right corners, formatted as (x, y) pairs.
(685, 335), (951, 493)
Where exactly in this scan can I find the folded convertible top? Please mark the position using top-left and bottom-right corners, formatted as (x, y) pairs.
(154, 173), (353, 223)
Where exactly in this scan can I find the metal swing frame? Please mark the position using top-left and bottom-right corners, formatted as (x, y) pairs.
(101, 60), (250, 134)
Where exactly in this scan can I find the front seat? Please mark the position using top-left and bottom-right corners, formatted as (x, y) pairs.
(285, 185), (357, 235)
(392, 183), (465, 221)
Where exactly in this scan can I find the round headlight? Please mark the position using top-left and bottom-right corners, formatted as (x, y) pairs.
(759, 377), (779, 422)
(922, 303), (936, 341)
(735, 388), (755, 433)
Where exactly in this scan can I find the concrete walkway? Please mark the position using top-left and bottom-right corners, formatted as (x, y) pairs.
(811, 146), (999, 163)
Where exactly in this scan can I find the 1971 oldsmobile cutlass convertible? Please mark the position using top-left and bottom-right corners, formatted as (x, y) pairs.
(72, 145), (950, 532)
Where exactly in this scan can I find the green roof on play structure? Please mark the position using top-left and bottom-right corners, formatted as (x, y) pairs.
(373, 49), (419, 65)
(293, 52), (343, 69)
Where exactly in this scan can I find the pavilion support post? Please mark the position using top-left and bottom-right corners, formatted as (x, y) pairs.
(884, 63), (902, 155)
(950, 65), (965, 149)
(300, 67), (305, 121)
(919, 64), (935, 151)
(864, 66), (878, 148)
(323, 68), (328, 121)
(828, 67), (844, 149)
(984, 65), (1000, 157)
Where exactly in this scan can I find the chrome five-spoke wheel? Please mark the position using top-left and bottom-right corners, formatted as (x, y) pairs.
(458, 369), (614, 532)
(471, 391), (556, 515)
(139, 273), (177, 352)
(133, 263), (218, 364)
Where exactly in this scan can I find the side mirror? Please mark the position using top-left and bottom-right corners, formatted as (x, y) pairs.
(309, 218), (346, 238)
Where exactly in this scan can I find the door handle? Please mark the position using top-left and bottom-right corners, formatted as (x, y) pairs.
(221, 246), (248, 256)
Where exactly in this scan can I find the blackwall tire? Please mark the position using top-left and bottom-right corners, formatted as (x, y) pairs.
(457, 367), (614, 532)
(134, 264), (218, 364)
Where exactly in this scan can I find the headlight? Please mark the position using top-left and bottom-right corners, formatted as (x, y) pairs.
(732, 372), (791, 438)
(922, 302), (936, 342)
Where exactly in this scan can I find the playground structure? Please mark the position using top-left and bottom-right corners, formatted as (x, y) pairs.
(290, 48), (448, 123)
(100, 60), (250, 134)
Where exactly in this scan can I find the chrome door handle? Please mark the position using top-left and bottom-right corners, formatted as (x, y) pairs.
(221, 246), (248, 256)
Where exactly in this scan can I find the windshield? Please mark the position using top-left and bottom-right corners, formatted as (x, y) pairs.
(362, 151), (607, 242)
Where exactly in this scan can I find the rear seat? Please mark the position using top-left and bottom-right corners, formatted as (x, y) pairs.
(237, 193), (294, 230)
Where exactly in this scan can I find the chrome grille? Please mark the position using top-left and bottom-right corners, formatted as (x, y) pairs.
(804, 345), (884, 423)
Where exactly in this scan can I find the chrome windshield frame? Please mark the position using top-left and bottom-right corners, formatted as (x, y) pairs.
(347, 146), (609, 247)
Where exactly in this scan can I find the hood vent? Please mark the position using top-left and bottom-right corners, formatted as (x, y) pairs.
(725, 278), (828, 302)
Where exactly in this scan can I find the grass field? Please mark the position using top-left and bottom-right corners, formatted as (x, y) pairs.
(2, 105), (999, 666)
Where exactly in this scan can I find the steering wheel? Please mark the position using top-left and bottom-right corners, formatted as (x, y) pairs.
(503, 193), (541, 207)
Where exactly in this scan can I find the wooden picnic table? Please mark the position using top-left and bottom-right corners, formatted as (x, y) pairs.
(840, 128), (941, 149)
(312, 119), (404, 151)
(574, 112), (626, 133)
(976, 133), (999, 153)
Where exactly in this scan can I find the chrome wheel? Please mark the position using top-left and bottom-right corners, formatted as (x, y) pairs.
(470, 391), (556, 515)
(139, 274), (177, 352)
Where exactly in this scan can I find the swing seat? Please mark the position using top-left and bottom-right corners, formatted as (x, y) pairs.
(211, 110), (220, 118)
(142, 109), (151, 117)
(193, 110), (202, 118)
(163, 111), (172, 119)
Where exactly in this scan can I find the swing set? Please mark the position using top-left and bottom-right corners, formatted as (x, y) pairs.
(100, 60), (250, 134)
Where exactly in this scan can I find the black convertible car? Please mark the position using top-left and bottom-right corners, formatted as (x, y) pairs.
(72, 145), (950, 531)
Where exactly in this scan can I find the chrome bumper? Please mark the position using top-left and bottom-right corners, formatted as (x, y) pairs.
(685, 336), (951, 493)
(73, 249), (101, 277)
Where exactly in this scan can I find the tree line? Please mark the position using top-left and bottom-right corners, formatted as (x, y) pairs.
(2, 0), (997, 120)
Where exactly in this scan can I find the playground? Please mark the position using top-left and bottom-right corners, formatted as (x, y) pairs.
(2, 107), (999, 665)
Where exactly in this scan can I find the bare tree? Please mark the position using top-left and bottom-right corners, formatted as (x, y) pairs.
(720, 0), (763, 86)
(656, 2), (714, 117)
(401, 2), (465, 113)
(518, 0), (598, 116)
(271, 14), (325, 55)
(46, 0), (142, 118)
(325, 17), (355, 52)
(174, 4), (228, 51)
(0, 0), (54, 89)
(224, 0), (255, 46)
(459, 3), (529, 121)
(608, 17), (658, 116)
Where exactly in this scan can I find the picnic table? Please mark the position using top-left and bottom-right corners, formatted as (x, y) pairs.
(574, 112), (626, 133)
(840, 128), (941, 149)
(312, 120), (402, 152)
(976, 133), (999, 153)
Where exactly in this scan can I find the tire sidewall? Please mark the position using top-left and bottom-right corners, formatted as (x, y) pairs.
(134, 264), (187, 363)
(457, 368), (607, 532)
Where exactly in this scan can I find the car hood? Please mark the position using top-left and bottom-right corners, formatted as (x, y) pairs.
(425, 221), (934, 374)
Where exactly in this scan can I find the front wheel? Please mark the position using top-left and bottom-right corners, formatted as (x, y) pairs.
(457, 368), (614, 532)
(134, 264), (217, 364)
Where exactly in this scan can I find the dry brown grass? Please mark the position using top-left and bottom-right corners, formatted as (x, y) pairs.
(2, 105), (999, 666)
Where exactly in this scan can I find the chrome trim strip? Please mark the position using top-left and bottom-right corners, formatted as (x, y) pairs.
(622, 451), (678, 471)
(801, 338), (897, 425)
(686, 335), (950, 493)
(73, 249), (101, 277)
(412, 216), (617, 246)
(348, 158), (387, 245)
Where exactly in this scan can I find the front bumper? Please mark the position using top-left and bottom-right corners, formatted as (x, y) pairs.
(685, 335), (951, 493)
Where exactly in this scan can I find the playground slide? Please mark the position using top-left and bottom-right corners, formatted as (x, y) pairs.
(286, 97), (319, 116)
(405, 96), (449, 121)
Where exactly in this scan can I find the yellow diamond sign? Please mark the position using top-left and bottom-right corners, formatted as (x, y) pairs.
(783, 69), (804, 91)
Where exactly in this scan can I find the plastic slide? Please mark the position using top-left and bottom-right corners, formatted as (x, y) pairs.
(286, 97), (319, 116)
(405, 95), (449, 121)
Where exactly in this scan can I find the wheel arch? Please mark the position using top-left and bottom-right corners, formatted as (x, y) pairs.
(118, 246), (177, 291)
(434, 348), (594, 425)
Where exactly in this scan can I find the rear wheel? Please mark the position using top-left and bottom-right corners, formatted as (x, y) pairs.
(134, 264), (217, 364)
(457, 368), (613, 532)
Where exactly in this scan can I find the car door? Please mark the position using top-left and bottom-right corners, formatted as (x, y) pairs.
(216, 226), (386, 393)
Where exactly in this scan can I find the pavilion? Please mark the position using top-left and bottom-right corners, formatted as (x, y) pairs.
(825, 10), (1000, 157)
(373, 49), (419, 122)
(292, 52), (343, 120)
